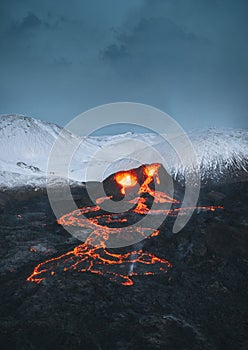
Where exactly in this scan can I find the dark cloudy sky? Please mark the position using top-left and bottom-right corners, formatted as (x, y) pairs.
(0, 0), (247, 130)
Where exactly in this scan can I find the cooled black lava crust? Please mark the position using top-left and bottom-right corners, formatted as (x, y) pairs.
(0, 181), (247, 350)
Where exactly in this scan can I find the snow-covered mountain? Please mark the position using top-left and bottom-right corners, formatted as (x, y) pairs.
(0, 114), (247, 188)
(0, 115), (74, 187)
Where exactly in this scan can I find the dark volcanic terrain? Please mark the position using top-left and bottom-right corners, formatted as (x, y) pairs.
(0, 181), (247, 350)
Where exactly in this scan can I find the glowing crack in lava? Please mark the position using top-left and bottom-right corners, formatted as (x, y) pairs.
(115, 171), (138, 194)
(27, 163), (223, 286)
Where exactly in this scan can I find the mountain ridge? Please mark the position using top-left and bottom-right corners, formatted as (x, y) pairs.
(0, 114), (247, 188)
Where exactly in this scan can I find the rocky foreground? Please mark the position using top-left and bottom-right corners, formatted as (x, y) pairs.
(0, 181), (247, 350)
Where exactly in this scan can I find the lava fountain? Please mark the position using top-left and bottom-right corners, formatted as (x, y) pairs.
(27, 163), (223, 286)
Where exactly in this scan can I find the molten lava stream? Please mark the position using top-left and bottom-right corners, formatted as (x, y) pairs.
(27, 243), (172, 286)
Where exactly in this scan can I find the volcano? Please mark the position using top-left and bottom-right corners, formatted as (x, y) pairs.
(27, 163), (223, 287)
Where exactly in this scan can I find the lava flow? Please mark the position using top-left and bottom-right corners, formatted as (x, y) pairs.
(27, 163), (223, 286)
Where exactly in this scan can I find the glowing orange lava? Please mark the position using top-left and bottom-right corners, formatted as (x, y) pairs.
(115, 171), (138, 194)
(27, 163), (224, 286)
(27, 245), (172, 286)
(139, 163), (179, 204)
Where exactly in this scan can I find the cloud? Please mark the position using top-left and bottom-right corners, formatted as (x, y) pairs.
(20, 11), (41, 29)
(98, 1), (248, 129)
(102, 16), (207, 71)
(0, 0), (247, 129)
(102, 43), (128, 62)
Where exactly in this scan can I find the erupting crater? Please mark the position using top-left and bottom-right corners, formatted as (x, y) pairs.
(27, 163), (223, 286)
